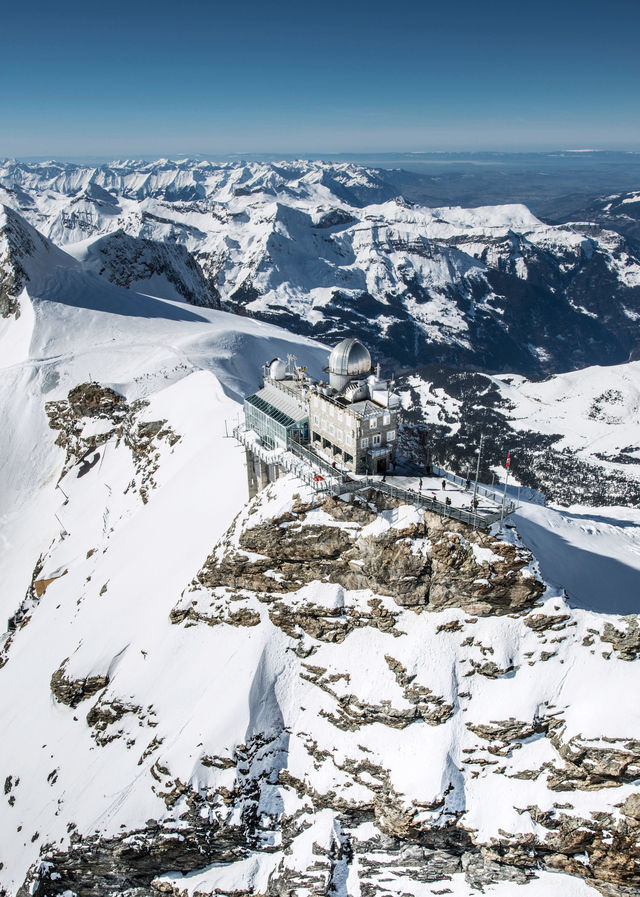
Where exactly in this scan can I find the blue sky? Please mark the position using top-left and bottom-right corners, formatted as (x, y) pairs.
(2, 0), (639, 156)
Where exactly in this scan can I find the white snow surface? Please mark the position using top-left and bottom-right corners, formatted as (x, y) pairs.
(0, 198), (639, 897)
(492, 363), (640, 477)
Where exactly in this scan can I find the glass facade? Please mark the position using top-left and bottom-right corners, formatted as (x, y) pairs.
(244, 394), (308, 450)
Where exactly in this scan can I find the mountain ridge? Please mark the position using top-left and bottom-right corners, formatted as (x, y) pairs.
(3, 160), (640, 376)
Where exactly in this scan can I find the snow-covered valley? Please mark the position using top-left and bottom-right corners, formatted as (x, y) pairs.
(1, 175), (640, 897)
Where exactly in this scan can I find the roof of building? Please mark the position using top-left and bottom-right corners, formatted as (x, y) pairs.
(349, 399), (388, 417)
(329, 338), (371, 377)
(245, 382), (308, 428)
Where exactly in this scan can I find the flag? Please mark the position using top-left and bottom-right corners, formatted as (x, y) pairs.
(505, 452), (511, 469)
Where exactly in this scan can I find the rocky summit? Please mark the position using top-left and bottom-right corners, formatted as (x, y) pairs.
(14, 476), (638, 897)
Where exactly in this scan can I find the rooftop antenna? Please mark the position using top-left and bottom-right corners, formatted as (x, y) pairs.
(287, 354), (297, 374)
(499, 449), (511, 532)
(376, 362), (381, 378)
(472, 434), (484, 509)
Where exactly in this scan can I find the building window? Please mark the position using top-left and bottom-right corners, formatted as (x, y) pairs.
(373, 434), (381, 445)
(361, 437), (369, 449)
(369, 417), (377, 429)
(329, 405), (334, 418)
(337, 411), (343, 422)
(329, 424), (335, 435)
(346, 433), (352, 445)
(314, 397), (319, 407)
(383, 412), (391, 425)
(321, 418), (327, 430)
(387, 429), (396, 441)
(313, 414), (319, 425)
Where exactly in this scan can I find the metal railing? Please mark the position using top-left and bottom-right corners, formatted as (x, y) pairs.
(287, 435), (338, 477)
(433, 465), (517, 516)
(235, 425), (514, 528)
(353, 478), (500, 530)
(233, 426), (342, 494)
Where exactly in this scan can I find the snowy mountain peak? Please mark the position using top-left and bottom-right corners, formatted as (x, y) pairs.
(0, 204), (74, 318)
(2, 159), (640, 374)
(1, 160), (640, 897)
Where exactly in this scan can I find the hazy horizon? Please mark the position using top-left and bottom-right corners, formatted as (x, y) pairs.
(2, 0), (639, 157)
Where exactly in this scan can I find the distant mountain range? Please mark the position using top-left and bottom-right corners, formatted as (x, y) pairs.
(2, 158), (640, 377)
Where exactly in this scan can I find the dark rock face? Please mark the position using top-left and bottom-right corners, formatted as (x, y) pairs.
(85, 230), (220, 309)
(185, 493), (543, 636)
(0, 206), (33, 319)
(0, 261), (22, 318)
(50, 662), (109, 709)
(21, 816), (249, 897)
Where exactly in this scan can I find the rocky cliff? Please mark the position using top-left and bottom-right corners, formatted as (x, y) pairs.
(17, 476), (640, 897)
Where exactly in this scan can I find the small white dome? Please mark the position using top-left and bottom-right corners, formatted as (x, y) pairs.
(268, 358), (287, 380)
(329, 338), (371, 378)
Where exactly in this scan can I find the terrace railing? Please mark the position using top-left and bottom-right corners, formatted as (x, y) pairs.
(235, 425), (515, 529)
(233, 426), (341, 493)
(432, 465), (517, 517)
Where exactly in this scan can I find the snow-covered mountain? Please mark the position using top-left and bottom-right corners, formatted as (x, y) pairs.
(2, 159), (640, 375)
(398, 360), (640, 507)
(551, 188), (640, 251)
(0, 200), (640, 897)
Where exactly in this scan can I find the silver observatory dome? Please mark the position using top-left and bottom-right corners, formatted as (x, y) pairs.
(328, 338), (371, 390)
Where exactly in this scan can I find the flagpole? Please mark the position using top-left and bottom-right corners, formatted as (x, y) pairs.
(472, 433), (483, 511)
(499, 450), (510, 532)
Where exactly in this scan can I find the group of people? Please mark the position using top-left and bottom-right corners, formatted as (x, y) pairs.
(413, 475), (480, 513)
(416, 477), (448, 494)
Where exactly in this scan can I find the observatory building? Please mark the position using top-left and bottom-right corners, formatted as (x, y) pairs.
(238, 338), (518, 529)
(242, 337), (400, 477)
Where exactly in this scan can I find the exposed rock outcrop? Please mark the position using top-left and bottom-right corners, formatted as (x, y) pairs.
(46, 382), (180, 498)
(180, 490), (544, 640)
(50, 661), (109, 709)
(14, 479), (640, 897)
(601, 618), (640, 661)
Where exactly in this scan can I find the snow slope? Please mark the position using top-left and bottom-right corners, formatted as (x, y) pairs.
(514, 503), (640, 615)
(0, 209), (330, 640)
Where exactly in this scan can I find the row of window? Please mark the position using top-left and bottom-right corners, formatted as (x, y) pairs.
(312, 396), (347, 423)
(368, 412), (392, 429)
(361, 430), (395, 448)
(311, 412), (397, 451)
(312, 395), (393, 432)
(312, 414), (355, 445)
(312, 431), (355, 466)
